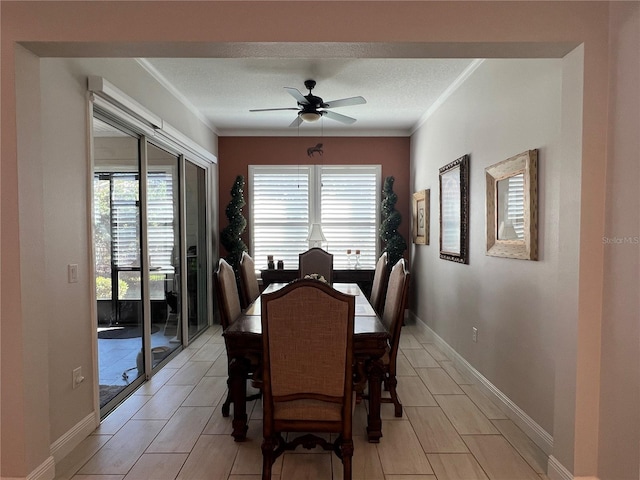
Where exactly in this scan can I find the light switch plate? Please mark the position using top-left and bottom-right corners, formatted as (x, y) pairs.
(68, 264), (78, 283)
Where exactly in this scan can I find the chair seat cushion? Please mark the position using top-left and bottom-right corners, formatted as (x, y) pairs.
(274, 399), (342, 422)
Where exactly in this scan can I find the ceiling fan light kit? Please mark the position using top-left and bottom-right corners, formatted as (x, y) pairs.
(249, 79), (366, 126)
(300, 111), (322, 122)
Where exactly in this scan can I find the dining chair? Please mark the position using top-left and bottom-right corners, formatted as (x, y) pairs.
(214, 258), (261, 416)
(378, 258), (410, 417)
(239, 251), (261, 308)
(260, 279), (355, 480)
(298, 247), (334, 284)
(214, 258), (242, 330)
(369, 251), (389, 315)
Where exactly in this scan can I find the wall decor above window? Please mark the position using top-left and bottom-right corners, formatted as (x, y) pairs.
(439, 154), (470, 264)
(412, 189), (429, 245)
(485, 149), (538, 260)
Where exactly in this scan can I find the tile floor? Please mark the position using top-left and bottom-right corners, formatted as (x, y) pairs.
(55, 322), (550, 480)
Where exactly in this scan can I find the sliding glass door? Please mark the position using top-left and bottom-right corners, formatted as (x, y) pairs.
(93, 113), (213, 417)
(185, 161), (209, 340)
(147, 144), (183, 365)
(93, 118), (147, 414)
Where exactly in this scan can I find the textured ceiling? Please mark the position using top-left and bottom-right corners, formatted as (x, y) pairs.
(139, 57), (476, 136)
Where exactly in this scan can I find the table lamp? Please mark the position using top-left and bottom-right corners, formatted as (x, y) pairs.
(307, 223), (327, 249)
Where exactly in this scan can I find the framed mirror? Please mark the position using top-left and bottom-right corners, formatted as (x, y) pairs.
(439, 154), (470, 264)
(485, 149), (538, 260)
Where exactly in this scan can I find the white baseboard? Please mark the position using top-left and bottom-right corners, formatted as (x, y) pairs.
(408, 312), (554, 455)
(3, 412), (97, 480)
(0, 455), (55, 480)
(50, 412), (98, 463)
(548, 456), (599, 480)
(28, 457), (55, 480)
(548, 455), (574, 480)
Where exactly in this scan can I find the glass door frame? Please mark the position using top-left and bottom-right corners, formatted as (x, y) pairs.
(136, 144), (217, 376)
(90, 101), (216, 419)
(180, 154), (216, 340)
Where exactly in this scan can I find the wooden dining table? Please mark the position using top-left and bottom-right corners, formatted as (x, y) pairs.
(222, 282), (390, 443)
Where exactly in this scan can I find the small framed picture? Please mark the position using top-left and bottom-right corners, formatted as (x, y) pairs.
(412, 189), (429, 245)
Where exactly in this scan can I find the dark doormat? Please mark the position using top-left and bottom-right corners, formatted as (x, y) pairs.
(99, 384), (125, 408)
(97, 325), (159, 339)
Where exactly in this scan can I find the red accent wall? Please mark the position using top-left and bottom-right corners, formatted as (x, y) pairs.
(218, 136), (411, 259)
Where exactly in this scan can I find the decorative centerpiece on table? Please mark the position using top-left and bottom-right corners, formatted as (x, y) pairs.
(304, 273), (329, 284)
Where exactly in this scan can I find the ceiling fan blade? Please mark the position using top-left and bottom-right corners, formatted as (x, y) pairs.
(323, 96), (367, 108)
(249, 107), (300, 112)
(323, 110), (357, 125)
(289, 116), (303, 128)
(284, 87), (310, 105)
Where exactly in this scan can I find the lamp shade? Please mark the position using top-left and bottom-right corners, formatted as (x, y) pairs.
(307, 223), (327, 248)
(300, 111), (322, 123)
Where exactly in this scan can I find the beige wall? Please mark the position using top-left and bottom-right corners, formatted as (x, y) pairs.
(1, 1), (630, 479)
(13, 45), (52, 477)
(598, 2), (640, 480)
(41, 57), (97, 445)
(410, 58), (563, 435)
(554, 45), (587, 477)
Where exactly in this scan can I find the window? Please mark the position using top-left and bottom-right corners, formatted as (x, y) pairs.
(93, 171), (176, 301)
(250, 165), (380, 270)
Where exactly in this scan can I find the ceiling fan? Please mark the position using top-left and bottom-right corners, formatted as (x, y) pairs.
(249, 79), (367, 127)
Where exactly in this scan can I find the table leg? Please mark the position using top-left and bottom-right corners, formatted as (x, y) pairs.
(353, 359), (367, 402)
(228, 357), (249, 441)
(366, 358), (384, 443)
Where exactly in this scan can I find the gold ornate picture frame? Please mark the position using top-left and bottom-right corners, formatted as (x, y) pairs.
(485, 149), (538, 260)
(412, 189), (429, 245)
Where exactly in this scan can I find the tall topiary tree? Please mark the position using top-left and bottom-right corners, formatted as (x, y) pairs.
(380, 176), (407, 267)
(220, 175), (248, 271)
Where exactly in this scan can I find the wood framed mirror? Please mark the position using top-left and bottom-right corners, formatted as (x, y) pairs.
(485, 149), (538, 260)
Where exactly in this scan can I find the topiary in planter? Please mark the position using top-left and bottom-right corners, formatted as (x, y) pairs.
(379, 176), (407, 268)
(220, 175), (248, 271)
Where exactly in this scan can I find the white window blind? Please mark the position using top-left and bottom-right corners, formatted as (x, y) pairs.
(505, 173), (525, 239)
(94, 172), (175, 283)
(250, 165), (380, 270)
(146, 172), (176, 272)
(321, 168), (378, 269)
(251, 168), (310, 270)
(111, 173), (140, 268)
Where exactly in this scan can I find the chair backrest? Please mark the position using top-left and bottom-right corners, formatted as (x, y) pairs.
(261, 279), (354, 427)
(214, 258), (242, 329)
(298, 247), (334, 284)
(381, 259), (410, 370)
(369, 252), (389, 314)
(239, 252), (260, 307)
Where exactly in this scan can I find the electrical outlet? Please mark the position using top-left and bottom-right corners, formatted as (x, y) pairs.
(472, 327), (478, 343)
(72, 367), (84, 389)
